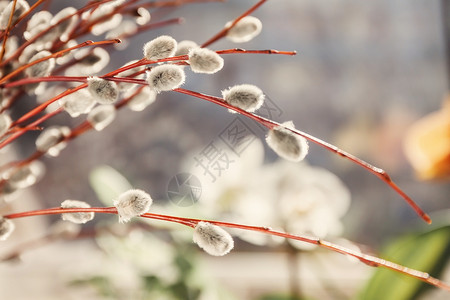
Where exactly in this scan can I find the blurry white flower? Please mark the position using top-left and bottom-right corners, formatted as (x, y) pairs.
(188, 139), (350, 249)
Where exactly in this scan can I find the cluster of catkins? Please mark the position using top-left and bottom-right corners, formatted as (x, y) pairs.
(0, 1), (308, 256)
(0, 188), (234, 256)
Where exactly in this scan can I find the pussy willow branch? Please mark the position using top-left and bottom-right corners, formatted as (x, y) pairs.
(0, 39), (120, 85)
(0, 0), (114, 67)
(172, 88), (431, 224)
(0, 0), (18, 62)
(3, 206), (448, 291)
(0, 42), (430, 223)
(2, 48), (294, 132)
(201, 0), (268, 47)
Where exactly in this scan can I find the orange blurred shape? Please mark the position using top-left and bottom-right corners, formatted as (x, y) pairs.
(404, 96), (450, 180)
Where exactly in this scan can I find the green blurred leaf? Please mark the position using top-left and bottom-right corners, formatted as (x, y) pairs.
(360, 225), (450, 300)
(69, 276), (115, 298)
(89, 165), (132, 206)
(258, 293), (313, 300)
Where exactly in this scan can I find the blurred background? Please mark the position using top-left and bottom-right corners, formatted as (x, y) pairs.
(1, 0), (449, 299)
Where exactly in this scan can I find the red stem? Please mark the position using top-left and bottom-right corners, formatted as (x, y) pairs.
(2, 206), (448, 290)
(172, 88), (431, 224)
(0, 39), (120, 84)
(0, 0), (113, 68)
(0, 0), (18, 63)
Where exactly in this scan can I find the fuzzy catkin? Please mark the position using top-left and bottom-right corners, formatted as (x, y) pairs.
(0, 0), (30, 30)
(35, 126), (71, 156)
(26, 51), (55, 78)
(0, 113), (11, 137)
(87, 77), (119, 104)
(266, 121), (309, 162)
(146, 64), (185, 93)
(175, 40), (198, 56)
(87, 104), (116, 131)
(114, 189), (153, 223)
(127, 86), (157, 112)
(188, 48), (224, 74)
(225, 16), (262, 43)
(0, 217), (14, 241)
(61, 200), (95, 224)
(222, 84), (265, 113)
(143, 35), (177, 61)
(193, 222), (234, 256)
(61, 89), (96, 117)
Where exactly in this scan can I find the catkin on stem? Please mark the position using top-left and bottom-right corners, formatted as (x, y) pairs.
(143, 35), (177, 61)
(146, 64), (185, 93)
(87, 104), (116, 131)
(0, 217), (14, 241)
(87, 77), (119, 104)
(266, 121), (309, 162)
(225, 16), (262, 43)
(193, 222), (234, 256)
(222, 84), (264, 113)
(61, 200), (95, 224)
(114, 189), (153, 223)
(188, 48), (224, 74)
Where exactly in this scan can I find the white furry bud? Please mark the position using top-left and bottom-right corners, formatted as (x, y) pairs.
(193, 222), (234, 256)
(24, 11), (52, 40)
(225, 16), (262, 43)
(222, 84), (264, 113)
(87, 104), (116, 131)
(143, 35), (177, 61)
(3, 161), (45, 189)
(26, 51), (55, 78)
(126, 86), (157, 111)
(61, 89), (96, 117)
(175, 40), (198, 56)
(188, 48), (224, 74)
(0, 217), (14, 241)
(61, 200), (95, 224)
(266, 121), (309, 162)
(87, 77), (119, 104)
(0, 113), (11, 136)
(146, 64), (185, 93)
(114, 189), (153, 223)
(135, 7), (151, 25)
(35, 126), (71, 156)
(92, 13), (122, 36)
(0, 0), (30, 30)
(51, 7), (78, 42)
(69, 47), (110, 76)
